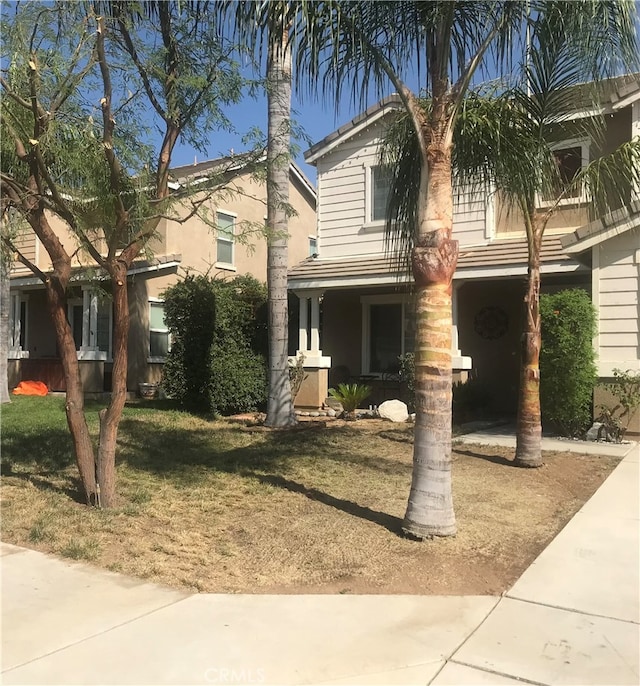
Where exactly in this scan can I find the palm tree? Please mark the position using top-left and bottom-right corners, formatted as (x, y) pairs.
(221, 1), (306, 428)
(496, 10), (638, 467)
(298, 1), (525, 538)
(265, 5), (298, 428)
(381, 4), (639, 471)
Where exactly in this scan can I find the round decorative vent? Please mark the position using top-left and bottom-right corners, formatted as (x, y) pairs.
(474, 306), (509, 340)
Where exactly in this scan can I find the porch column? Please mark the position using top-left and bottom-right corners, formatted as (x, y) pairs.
(291, 290), (331, 410)
(310, 295), (320, 352)
(452, 281), (472, 371)
(80, 287), (99, 351)
(451, 282), (461, 357)
(298, 294), (309, 353)
(10, 292), (21, 351)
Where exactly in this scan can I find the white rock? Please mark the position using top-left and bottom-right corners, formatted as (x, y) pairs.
(326, 408), (336, 418)
(586, 422), (605, 441)
(378, 399), (409, 423)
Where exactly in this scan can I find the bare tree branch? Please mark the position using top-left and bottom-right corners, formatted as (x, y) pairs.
(1, 235), (48, 283)
(114, 14), (168, 121)
(96, 15), (129, 260)
(0, 77), (34, 110)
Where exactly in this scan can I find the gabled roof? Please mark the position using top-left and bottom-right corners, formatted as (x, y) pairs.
(304, 73), (640, 165)
(304, 95), (402, 165)
(169, 154), (316, 203)
(288, 235), (585, 291)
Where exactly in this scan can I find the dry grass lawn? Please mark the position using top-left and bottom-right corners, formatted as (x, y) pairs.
(1, 396), (619, 595)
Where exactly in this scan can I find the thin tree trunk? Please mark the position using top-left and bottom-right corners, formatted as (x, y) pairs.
(514, 226), (543, 468)
(0, 261), (11, 403)
(46, 275), (98, 503)
(96, 262), (129, 507)
(264, 24), (296, 429)
(403, 135), (458, 539)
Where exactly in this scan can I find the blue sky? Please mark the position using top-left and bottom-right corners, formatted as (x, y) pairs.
(169, 86), (384, 185)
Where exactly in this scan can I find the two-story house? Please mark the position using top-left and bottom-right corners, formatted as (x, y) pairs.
(8, 157), (316, 395)
(289, 76), (640, 433)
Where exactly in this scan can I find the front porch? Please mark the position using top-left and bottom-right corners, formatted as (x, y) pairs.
(290, 285), (472, 411)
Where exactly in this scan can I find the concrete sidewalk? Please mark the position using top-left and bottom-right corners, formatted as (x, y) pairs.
(2, 441), (638, 685)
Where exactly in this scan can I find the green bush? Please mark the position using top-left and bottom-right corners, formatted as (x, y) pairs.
(540, 289), (597, 437)
(162, 275), (216, 412)
(398, 353), (415, 412)
(163, 275), (268, 415)
(209, 344), (267, 415)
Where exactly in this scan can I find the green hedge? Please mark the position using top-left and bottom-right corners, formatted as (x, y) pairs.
(540, 288), (597, 437)
(162, 275), (268, 415)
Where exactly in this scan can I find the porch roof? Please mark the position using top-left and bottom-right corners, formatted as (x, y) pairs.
(10, 253), (182, 289)
(288, 235), (586, 291)
(560, 201), (640, 254)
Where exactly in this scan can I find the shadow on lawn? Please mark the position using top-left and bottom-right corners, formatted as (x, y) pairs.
(117, 417), (409, 479)
(258, 474), (404, 535)
(3, 403), (409, 532)
(117, 417), (408, 533)
(454, 447), (514, 467)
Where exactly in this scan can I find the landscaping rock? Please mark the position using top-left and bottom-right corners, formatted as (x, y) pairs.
(326, 408), (336, 418)
(586, 422), (608, 441)
(379, 399), (409, 423)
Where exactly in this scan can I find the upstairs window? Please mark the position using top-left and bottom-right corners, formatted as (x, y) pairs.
(368, 165), (392, 224)
(216, 211), (235, 266)
(309, 236), (318, 256)
(539, 140), (589, 206)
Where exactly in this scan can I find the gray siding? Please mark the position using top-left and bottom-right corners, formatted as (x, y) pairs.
(596, 229), (640, 374)
(315, 120), (489, 259)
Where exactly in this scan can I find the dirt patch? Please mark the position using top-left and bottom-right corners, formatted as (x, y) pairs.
(1, 414), (619, 595)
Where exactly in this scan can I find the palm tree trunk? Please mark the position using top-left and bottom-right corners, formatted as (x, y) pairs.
(0, 261), (11, 403)
(515, 226), (543, 468)
(264, 23), (296, 429)
(403, 138), (458, 539)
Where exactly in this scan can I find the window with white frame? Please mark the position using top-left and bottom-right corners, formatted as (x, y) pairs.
(149, 300), (170, 359)
(361, 296), (415, 375)
(9, 294), (28, 352)
(538, 139), (589, 206)
(67, 293), (112, 357)
(309, 235), (318, 256)
(367, 165), (392, 224)
(216, 211), (235, 266)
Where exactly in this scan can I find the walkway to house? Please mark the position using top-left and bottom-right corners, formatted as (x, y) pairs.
(2, 434), (638, 685)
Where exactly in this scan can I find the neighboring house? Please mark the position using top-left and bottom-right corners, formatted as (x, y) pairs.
(8, 158), (316, 395)
(289, 76), (640, 434)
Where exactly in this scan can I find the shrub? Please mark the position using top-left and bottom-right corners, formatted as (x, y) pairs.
(163, 275), (268, 415)
(209, 344), (267, 415)
(599, 368), (640, 440)
(289, 353), (307, 403)
(162, 275), (216, 412)
(328, 383), (371, 420)
(398, 353), (415, 412)
(539, 289), (597, 437)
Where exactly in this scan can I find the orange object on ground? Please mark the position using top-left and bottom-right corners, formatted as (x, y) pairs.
(12, 380), (49, 396)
